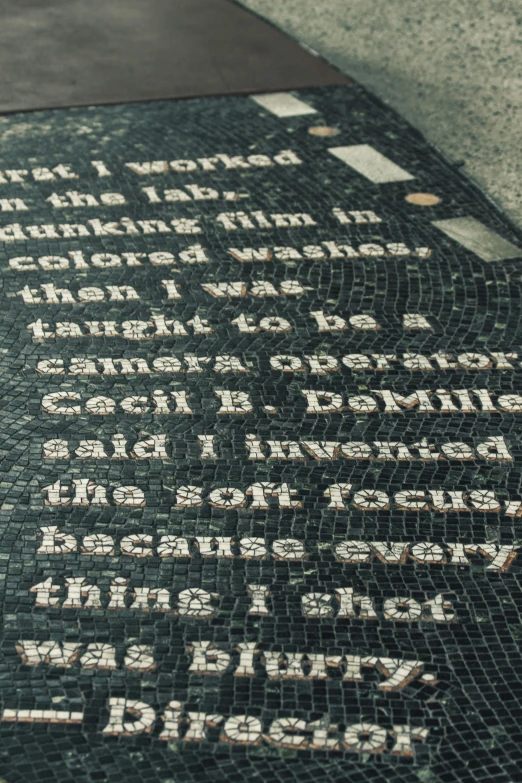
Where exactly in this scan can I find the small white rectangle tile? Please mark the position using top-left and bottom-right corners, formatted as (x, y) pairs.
(328, 144), (414, 183)
(250, 92), (317, 117)
(432, 217), (521, 261)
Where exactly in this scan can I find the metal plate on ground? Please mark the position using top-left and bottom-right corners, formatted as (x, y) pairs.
(0, 85), (521, 783)
(0, 0), (349, 114)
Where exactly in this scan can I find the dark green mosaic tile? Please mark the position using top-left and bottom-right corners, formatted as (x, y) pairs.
(0, 85), (520, 783)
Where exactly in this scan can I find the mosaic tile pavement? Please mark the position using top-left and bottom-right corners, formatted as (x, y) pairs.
(0, 84), (521, 783)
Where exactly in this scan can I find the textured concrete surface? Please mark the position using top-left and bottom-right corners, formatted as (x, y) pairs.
(237, 0), (522, 228)
(0, 0), (346, 114)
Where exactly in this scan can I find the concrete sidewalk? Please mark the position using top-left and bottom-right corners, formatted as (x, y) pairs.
(238, 0), (522, 228)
